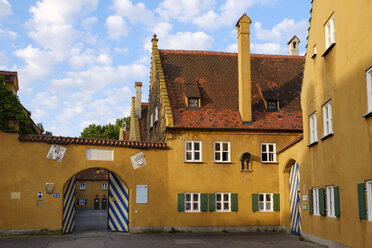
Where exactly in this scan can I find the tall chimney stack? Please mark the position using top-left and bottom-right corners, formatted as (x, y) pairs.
(288, 36), (300, 56)
(135, 82), (142, 119)
(236, 13), (252, 123)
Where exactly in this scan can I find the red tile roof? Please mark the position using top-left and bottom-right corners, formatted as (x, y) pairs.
(159, 50), (304, 130)
(0, 70), (17, 83)
(277, 134), (303, 154)
(76, 168), (108, 180)
(19, 135), (167, 149)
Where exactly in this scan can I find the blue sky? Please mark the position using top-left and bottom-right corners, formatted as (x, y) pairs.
(0, 0), (311, 137)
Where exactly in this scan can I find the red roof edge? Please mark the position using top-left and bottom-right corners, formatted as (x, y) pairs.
(277, 134), (303, 154)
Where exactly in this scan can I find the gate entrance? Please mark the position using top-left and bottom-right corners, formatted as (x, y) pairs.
(62, 170), (129, 234)
(289, 162), (301, 235)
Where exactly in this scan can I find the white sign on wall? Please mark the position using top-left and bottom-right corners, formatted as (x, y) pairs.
(86, 148), (114, 161)
(130, 152), (146, 170)
(136, 185), (148, 204)
(46, 145), (66, 162)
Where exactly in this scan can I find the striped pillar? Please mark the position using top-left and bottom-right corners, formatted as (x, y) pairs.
(108, 172), (129, 232)
(290, 162), (302, 236)
(63, 176), (76, 234)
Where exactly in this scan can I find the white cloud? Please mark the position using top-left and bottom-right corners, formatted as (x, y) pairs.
(0, 28), (17, 39)
(106, 15), (128, 39)
(96, 54), (112, 65)
(112, 0), (154, 24)
(69, 49), (96, 69)
(0, 0), (12, 17)
(114, 47), (129, 54)
(0, 50), (8, 65)
(251, 43), (286, 54)
(226, 43), (237, 53)
(33, 92), (59, 109)
(82, 17), (98, 30)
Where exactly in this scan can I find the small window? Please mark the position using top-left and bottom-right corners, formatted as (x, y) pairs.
(267, 101), (277, 111)
(309, 112), (318, 144)
(80, 183), (86, 190)
(258, 193), (273, 212)
(312, 45), (317, 58)
(261, 143), (276, 163)
(322, 100), (333, 136)
(185, 193), (200, 212)
(214, 141), (230, 162)
(367, 181), (372, 221)
(79, 198), (87, 205)
(216, 193), (231, 212)
(185, 141), (202, 162)
(325, 14), (336, 50)
(155, 106), (159, 122)
(326, 186), (336, 217)
(293, 42), (296, 49)
(150, 114), (154, 128)
(102, 183), (107, 190)
(366, 68), (372, 113)
(313, 188), (320, 215)
(188, 98), (199, 108)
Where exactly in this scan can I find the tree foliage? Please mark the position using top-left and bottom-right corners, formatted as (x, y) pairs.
(0, 76), (36, 135)
(80, 116), (130, 140)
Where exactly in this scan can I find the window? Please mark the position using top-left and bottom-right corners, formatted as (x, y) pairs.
(366, 68), (372, 113)
(214, 142), (230, 162)
(326, 186), (336, 217)
(155, 106), (159, 122)
(313, 188), (320, 215)
(293, 42), (296, 49)
(261, 143), (276, 163)
(367, 181), (372, 221)
(267, 101), (277, 111)
(216, 193), (231, 212)
(102, 183), (107, 190)
(312, 45), (317, 58)
(80, 183), (86, 190)
(79, 198), (87, 205)
(309, 112), (318, 144)
(325, 14), (335, 50)
(322, 101), (333, 136)
(150, 113), (154, 128)
(188, 98), (198, 108)
(258, 193), (273, 212)
(185, 141), (202, 162)
(184, 193), (200, 212)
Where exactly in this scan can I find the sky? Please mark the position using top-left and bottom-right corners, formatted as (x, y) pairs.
(0, 0), (311, 137)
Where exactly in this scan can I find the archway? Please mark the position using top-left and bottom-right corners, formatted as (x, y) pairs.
(62, 169), (129, 234)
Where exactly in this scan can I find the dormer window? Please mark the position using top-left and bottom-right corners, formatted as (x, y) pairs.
(188, 98), (199, 108)
(293, 42), (296, 49)
(267, 100), (278, 111)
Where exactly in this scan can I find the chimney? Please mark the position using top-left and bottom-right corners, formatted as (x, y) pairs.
(288, 36), (300, 56)
(135, 82), (142, 119)
(236, 13), (252, 123)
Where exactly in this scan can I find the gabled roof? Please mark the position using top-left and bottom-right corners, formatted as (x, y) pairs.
(76, 168), (108, 180)
(159, 50), (305, 130)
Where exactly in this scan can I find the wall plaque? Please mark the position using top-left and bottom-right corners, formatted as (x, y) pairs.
(130, 152), (146, 170)
(86, 148), (114, 161)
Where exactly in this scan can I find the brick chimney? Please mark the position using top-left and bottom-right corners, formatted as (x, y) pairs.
(236, 13), (252, 123)
(288, 36), (300, 56)
(135, 82), (142, 119)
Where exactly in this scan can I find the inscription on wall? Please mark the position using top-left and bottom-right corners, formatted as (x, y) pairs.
(86, 148), (114, 161)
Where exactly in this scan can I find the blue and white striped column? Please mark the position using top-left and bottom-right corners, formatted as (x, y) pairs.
(63, 176), (76, 234)
(108, 172), (129, 232)
(290, 162), (302, 236)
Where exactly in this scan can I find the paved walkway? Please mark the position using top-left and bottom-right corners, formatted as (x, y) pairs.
(74, 209), (108, 234)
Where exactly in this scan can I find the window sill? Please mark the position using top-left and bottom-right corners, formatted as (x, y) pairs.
(215, 211), (232, 213)
(311, 53), (317, 59)
(363, 111), (372, 118)
(241, 169), (253, 172)
(258, 210), (274, 213)
(307, 141), (318, 147)
(184, 211), (201, 213)
(184, 161), (205, 164)
(261, 162), (278, 164)
(320, 133), (333, 141)
(322, 43), (336, 57)
(214, 161), (233, 164)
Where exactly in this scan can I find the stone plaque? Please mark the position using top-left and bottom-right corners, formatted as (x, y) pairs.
(86, 148), (114, 161)
(130, 152), (146, 170)
(47, 145), (66, 162)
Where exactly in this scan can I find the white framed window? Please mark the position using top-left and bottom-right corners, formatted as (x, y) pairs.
(79, 198), (87, 205)
(313, 188), (320, 215)
(258, 193), (273, 212)
(80, 183), (86, 190)
(325, 14), (335, 50)
(184, 193), (200, 212)
(188, 98), (198, 108)
(261, 143), (276, 163)
(326, 186), (336, 217)
(214, 141), (230, 162)
(312, 44), (317, 58)
(322, 100), (333, 136)
(155, 106), (159, 122)
(309, 112), (318, 144)
(102, 183), (107, 190)
(150, 114), (154, 127)
(366, 68), (372, 113)
(185, 141), (202, 162)
(367, 180), (372, 221)
(216, 193), (231, 212)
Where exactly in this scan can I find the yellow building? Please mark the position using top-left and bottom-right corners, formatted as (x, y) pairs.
(278, 1), (372, 247)
(75, 169), (108, 210)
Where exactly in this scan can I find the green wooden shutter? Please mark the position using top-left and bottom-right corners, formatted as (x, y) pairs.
(273, 193), (280, 211)
(334, 186), (340, 217)
(357, 183), (366, 219)
(309, 189), (313, 214)
(201, 193), (208, 212)
(231, 193), (238, 211)
(319, 188), (326, 216)
(178, 193), (184, 212)
(209, 193), (215, 212)
(252, 194), (258, 212)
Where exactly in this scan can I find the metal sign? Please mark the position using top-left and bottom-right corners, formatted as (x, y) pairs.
(38, 192), (43, 198)
(53, 193), (60, 198)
